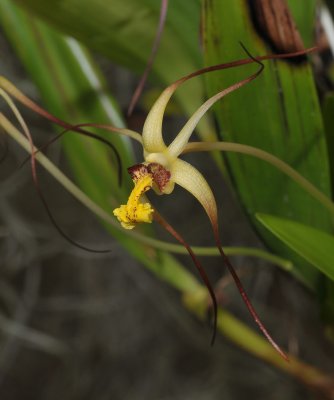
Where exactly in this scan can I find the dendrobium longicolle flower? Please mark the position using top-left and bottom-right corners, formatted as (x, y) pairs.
(0, 46), (315, 361)
(112, 58), (279, 351)
(112, 48), (315, 359)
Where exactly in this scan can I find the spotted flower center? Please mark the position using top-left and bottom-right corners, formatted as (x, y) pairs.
(113, 163), (171, 229)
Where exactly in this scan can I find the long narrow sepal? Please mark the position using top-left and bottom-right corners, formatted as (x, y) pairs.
(170, 154), (288, 358)
(154, 210), (218, 345)
(167, 62), (263, 157)
(142, 85), (173, 153)
(0, 77), (133, 181)
(211, 223), (289, 361)
(142, 47), (315, 155)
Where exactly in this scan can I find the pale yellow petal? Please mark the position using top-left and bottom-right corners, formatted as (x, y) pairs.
(171, 159), (218, 225)
(142, 85), (176, 153)
(168, 75), (258, 157)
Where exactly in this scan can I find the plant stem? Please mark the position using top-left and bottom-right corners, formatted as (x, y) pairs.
(184, 142), (334, 217)
(0, 113), (291, 269)
(2, 113), (334, 396)
(214, 309), (334, 397)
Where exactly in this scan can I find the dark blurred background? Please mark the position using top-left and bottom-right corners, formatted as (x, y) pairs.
(0, 27), (333, 400)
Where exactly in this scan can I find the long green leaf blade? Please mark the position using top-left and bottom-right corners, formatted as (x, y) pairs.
(256, 213), (334, 282)
(203, 0), (332, 287)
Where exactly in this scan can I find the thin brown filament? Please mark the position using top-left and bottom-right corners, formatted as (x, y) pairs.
(33, 171), (111, 253)
(21, 124), (124, 186)
(0, 89), (111, 253)
(173, 47), (316, 88)
(27, 131), (111, 253)
(211, 222), (288, 361)
(186, 47), (286, 359)
(154, 210), (218, 345)
(127, 0), (168, 116)
(0, 80), (123, 185)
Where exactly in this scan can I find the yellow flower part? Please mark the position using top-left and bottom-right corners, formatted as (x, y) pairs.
(113, 173), (154, 230)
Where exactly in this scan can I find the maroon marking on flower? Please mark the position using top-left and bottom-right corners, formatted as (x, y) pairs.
(147, 162), (171, 192)
(127, 164), (150, 183)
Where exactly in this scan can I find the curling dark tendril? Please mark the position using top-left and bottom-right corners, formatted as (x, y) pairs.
(127, 0), (168, 116)
(0, 91), (123, 187)
(20, 124), (123, 187)
(32, 166), (111, 254)
(154, 210), (218, 345)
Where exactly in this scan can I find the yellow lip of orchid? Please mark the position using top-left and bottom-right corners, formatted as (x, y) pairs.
(113, 165), (154, 230)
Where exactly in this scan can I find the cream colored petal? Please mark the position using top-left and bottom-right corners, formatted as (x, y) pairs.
(142, 85), (176, 153)
(171, 158), (218, 226)
(168, 74), (259, 158)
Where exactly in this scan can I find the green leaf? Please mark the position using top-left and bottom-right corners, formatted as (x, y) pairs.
(202, 0), (332, 288)
(13, 0), (200, 80)
(12, 0), (220, 146)
(256, 213), (334, 282)
(322, 92), (334, 194)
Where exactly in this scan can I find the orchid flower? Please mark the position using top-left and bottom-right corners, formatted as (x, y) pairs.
(0, 47), (315, 360)
(112, 48), (316, 359)
(112, 56), (285, 356)
(114, 54), (265, 231)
